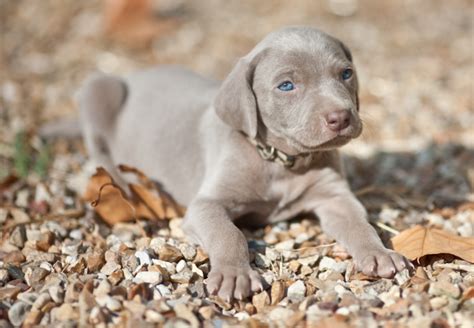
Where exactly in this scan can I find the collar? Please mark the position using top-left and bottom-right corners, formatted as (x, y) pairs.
(247, 137), (310, 168)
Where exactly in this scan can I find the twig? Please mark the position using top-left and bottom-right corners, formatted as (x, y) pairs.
(375, 221), (400, 235)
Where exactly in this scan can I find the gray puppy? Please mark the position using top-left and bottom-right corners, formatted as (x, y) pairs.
(77, 27), (412, 301)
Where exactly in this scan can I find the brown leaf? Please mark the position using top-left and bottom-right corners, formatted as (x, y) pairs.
(129, 184), (165, 219)
(83, 166), (184, 225)
(391, 225), (474, 263)
(83, 167), (135, 225)
(103, 0), (179, 47)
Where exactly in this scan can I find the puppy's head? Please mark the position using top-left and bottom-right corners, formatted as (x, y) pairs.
(215, 27), (362, 153)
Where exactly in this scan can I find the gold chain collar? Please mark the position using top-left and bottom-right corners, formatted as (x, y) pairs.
(247, 137), (309, 168)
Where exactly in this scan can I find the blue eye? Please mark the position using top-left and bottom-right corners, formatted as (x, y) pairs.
(341, 68), (353, 80)
(277, 81), (295, 91)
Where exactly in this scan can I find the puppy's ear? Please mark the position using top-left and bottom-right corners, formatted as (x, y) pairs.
(339, 41), (360, 111)
(214, 54), (261, 138)
(338, 41), (353, 62)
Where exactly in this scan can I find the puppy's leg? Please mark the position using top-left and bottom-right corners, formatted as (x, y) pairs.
(77, 74), (129, 189)
(314, 192), (412, 278)
(182, 198), (263, 301)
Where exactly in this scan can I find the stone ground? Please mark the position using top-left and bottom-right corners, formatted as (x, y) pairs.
(0, 0), (473, 327)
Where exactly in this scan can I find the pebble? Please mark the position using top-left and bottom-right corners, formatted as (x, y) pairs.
(156, 284), (172, 297)
(156, 244), (183, 262)
(275, 239), (295, 251)
(287, 280), (306, 302)
(298, 255), (320, 267)
(69, 229), (83, 240)
(318, 257), (348, 273)
(252, 290), (270, 312)
(94, 279), (112, 297)
(269, 307), (295, 321)
(8, 301), (31, 326)
(9, 225), (27, 248)
(178, 244), (196, 261)
(430, 296), (448, 310)
(428, 280), (461, 299)
(145, 310), (165, 323)
(0, 208), (7, 223)
(52, 303), (78, 321)
(153, 259), (176, 274)
(135, 250), (152, 266)
(0, 269), (9, 283)
(271, 281), (286, 305)
(33, 293), (51, 310)
(395, 269), (411, 285)
(25, 267), (50, 286)
(105, 296), (122, 312)
(170, 269), (194, 284)
(255, 252), (272, 269)
(100, 261), (121, 275)
(49, 285), (65, 303)
(3, 250), (26, 265)
(198, 306), (215, 320)
(174, 303), (200, 328)
(134, 271), (163, 284)
(188, 281), (206, 298)
(191, 263), (204, 277)
(176, 259), (187, 272)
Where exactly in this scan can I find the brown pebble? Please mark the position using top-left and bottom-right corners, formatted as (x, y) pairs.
(271, 281), (286, 305)
(157, 244), (183, 262)
(193, 248), (209, 265)
(288, 260), (301, 273)
(108, 270), (124, 286)
(36, 231), (55, 252)
(22, 310), (43, 327)
(3, 251), (26, 265)
(86, 250), (105, 273)
(252, 290), (270, 313)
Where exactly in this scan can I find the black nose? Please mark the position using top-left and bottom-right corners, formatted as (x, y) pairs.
(325, 110), (351, 132)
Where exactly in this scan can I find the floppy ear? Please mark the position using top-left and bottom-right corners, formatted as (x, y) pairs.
(339, 41), (360, 111)
(214, 55), (260, 138)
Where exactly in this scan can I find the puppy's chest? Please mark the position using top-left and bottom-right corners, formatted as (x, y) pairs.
(259, 169), (331, 222)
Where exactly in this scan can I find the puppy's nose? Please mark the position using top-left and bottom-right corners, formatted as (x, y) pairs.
(325, 110), (351, 132)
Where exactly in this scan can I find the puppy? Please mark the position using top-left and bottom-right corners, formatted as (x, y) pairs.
(77, 26), (412, 301)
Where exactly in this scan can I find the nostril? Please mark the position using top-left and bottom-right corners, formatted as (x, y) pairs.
(325, 110), (351, 131)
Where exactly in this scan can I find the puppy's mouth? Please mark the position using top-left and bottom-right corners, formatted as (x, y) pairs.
(287, 126), (362, 153)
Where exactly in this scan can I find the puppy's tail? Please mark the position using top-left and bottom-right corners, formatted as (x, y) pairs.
(39, 73), (128, 140)
(38, 116), (82, 139)
(76, 73), (128, 139)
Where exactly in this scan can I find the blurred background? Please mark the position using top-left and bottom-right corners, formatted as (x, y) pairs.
(0, 0), (473, 204)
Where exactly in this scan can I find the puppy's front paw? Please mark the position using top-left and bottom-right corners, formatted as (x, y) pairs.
(205, 265), (263, 301)
(355, 249), (413, 278)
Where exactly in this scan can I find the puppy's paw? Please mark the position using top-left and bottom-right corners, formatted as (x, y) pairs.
(205, 265), (263, 301)
(355, 249), (414, 278)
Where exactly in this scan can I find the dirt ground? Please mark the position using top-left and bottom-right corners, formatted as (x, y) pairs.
(0, 0), (473, 327)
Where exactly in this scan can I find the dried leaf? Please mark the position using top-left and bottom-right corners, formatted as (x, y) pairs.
(130, 184), (165, 219)
(83, 166), (183, 225)
(391, 225), (474, 263)
(83, 168), (135, 225)
(103, 0), (179, 46)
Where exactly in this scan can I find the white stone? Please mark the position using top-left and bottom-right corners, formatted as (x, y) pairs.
(135, 250), (152, 266)
(134, 271), (163, 284)
(156, 284), (172, 298)
(69, 229), (83, 240)
(298, 255), (320, 267)
(178, 244), (196, 261)
(176, 259), (187, 272)
(319, 257), (348, 273)
(275, 239), (295, 251)
(287, 280), (306, 302)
